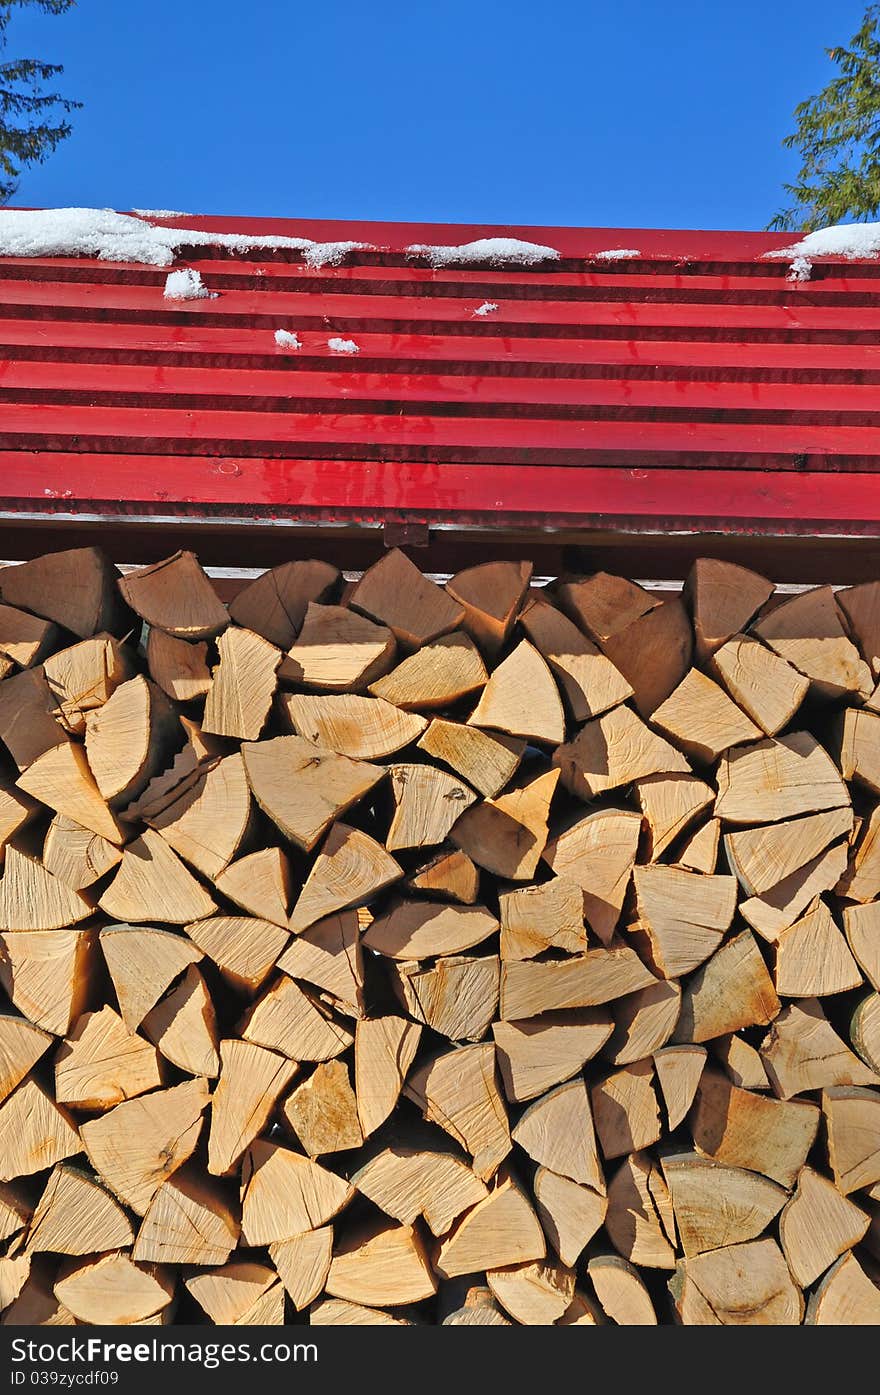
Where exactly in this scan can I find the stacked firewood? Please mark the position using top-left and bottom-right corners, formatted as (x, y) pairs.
(1, 545), (880, 1325)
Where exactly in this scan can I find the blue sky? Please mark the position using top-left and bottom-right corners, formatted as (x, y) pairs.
(6, 0), (870, 230)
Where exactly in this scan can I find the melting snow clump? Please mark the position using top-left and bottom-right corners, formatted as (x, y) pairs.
(767, 222), (880, 261)
(132, 209), (193, 219)
(274, 329), (302, 349)
(163, 268), (212, 300)
(303, 241), (367, 268)
(406, 236), (559, 267)
(328, 337), (359, 354)
(473, 301), (499, 316)
(593, 248), (641, 261)
(787, 256), (812, 283)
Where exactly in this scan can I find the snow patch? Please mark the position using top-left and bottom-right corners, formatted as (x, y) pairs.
(132, 209), (193, 219)
(787, 256), (812, 283)
(163, 268), (212, 300)
(473, 301), (499, 316)
(406, 236), (559, 267)
(328, 337), (359, 354)
(274, 329), (302, 349)
(767, 222), (880, 261)
(302, 241), (367, 268)
(593, 248), (640, 261)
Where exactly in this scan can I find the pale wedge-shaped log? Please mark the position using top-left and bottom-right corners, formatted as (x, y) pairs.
(242, 974), (354, 1061)
(806, 1251), (880, 1324)
(349, 548), (464, 649)
(270, 1227), (333, 1310)
(99, 831), (217, 924)
(713, 1034), (771, 1090)
(145, 752), (252, 879)
(281, 692), (426, 760)
(118, 551), (228, 639)
(775, 899), (862, 997)
(851, 993), (880, 1072)
(0, 785), (37, 862)
(310, 1298), (411, 1326)
(121, 743), (206, 823)
(363, 899), (498, 960)
(42, 814), (122, 891)
(233, 1281), (284, 1324)
(1, 1256), (32, 1311)
(519, 594), (633, 721)
(0, 602), (55, 668)
(779, 1166), (869, 1287)
(184, 1261), (275, 1325)
(434, 1172), (546, 1278)
(500, 944), (657, 1020)
(824, 1086), (880, 1193)
(26, 1164), (133, 1256)
(406, 848), (480, 904)
(599, 597), (692, 717)
(352, 1147), (488, 1235)
(355, 1015), (421, 1138)
(80, 1077), (209, 1213)
(369, 632), (488, 711)
(146, 628), (212, 702)
(186, 915), (288, 995)
(493, 1011), (612, 1103)
(446, 560), (532, 659)
(282, 1059), (363, 1157)
(839, 803), (880, 902)
(486, 1259), (575, 1325)
(740, 841), (849, 942)
(844, 901), (880, 989)
(555, 571), (657, 643)
(43, 633), (135, 736)
(513, 1077), (604, 1190)
(635, 773), (714, 860)
(54, 1252), (174, 1325)
(677, 816), (721, 873)
(592, 1060), (661, 1159)
(54, 1005), (162, 1109)
(279, 910), (364, 1014)
(133, 1169), (239, 1265)
(84, 675), (179, 807)
(632, 865), (738, 979)
(242, 734), (384, 853)
(534, 1167), (607, 1267)
(326, 1220), (437, 1305)
(838, 579), (880, 673)
(202, 625), (280, 739)
(558, 1290), (608, 1325)
(451, 768), (560, 881)
(553, 703), (688, 800)
(393, 955), (499, 1042)
(100, 924), (202, 1031)
(543, 808), (641, 944)
(752, 585), (872, 700)
(684, 557), (774, 663)
(214, 847), (291, 929)
(17, 741), (122, 843)
(0, 846), (92, 931)
(587, 1254), (657, 1325)
(661, 1152), (786, 1258)
(712, 633), (809, 735)
(240, 1139), (355, 1245)
(406, 1043), (511, 1180)
(0, 928), (97, 1035)
(467, 640), (564, 744)
(691, 1071), (819, 1186)
(0, 1078), (80, 1181)
(208, 1039), (298, 1175)
(653, 1044), (706, 1130)
(606, 980), (681, 1065)
(441, 1283), (511, 1325)
(228, 559), (339, 649)
(675, 931), (780, 1043)
(0, 1013), (51, 1105)
(726, 806), (853, 897)
(605, 1150), (675, 1269)
(386, 763), (475, 852)
(289, 824), (401, 932)
(652, 668), (761, 763)
(417, 718), (524, 798)
(279, 602), (396, 689)
(672, 1239), (802, 1325)
(715, 731), (850, 825)
(498, 877), (587, 959)
(142, 964), (220, 1078)
(840, 706), (880, 794)
(2, 1259), (76, 1325)
(762, 998), (879, 1099)
(2, 547), (130, 640)
(0, 668), (67, 771)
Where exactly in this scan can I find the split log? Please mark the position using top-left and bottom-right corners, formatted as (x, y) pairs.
(0, 846), (93, 931)
(202, 626), (280, 739)
(823, 1086), (880, 1193)
(0, 1013), (51, 1105)
(0, 668), (67, 771)
(279, 603), (396, 690)
(214, 847), (291, 928)
(282, 1059), (363, 1157)
(0, 1078), (80, 1181)
(752, 585), (872, 700)
(279, 910), (364, 1014)
(186, 916), (288, 995)
(677, 817), (720, 873)
(500, 944), (657, 1020)
(450, 767), (559, 880)
(690, 1070), (819, 1186)
(606, 980), (681, 1065)
(240, 1139), (354, 1244)
(99, 924), (202, 1031)
(0, 602), (55, 668)
(43, 635), (134, 736)
(310, 1298), (410, 1325)
(54, 1006), (163, 1109)
(739, 841), (849, 942)
(712, 633), (809, 736)
(652, 668), (761, 763)
(406, 848), (480, 904)
(632, 865), (738, 979)
(417, 717), (524, 798)
(543, 807), (641, 944)
(498, 877), (587, 960)
(533, 1167), (606, 1266)
(289, 823), (401, 931)
(228, 559), (339, 649)
(351, 1147), (488, 1235)
(518, 594), (632, 721)
(774, 899), (862, 997)
(844, 902), (880, 989)
(587, 1254), (656, 1325)
(85, 675), (180, 808)
(674, 930), (780, 1043)
(0, 785), (37, 863)
(207, 1039), (297, 1176)
(118, 552), (228, 640)
(392, 954), (500, 1042)
(270, 1227), (333, 1310)
(805, 1251), (880, 1324)
(184, 1261), (276, 1325)
(142, 965), (220, 1078)
(513, 1077), (603, 1189)
(557, 1290), (605, 1325)
(653, 1044), (706, 1129)
(42, 814), (122, 890)
(661, 1152), (786, 1257)
(553, 703), (688, 800)
(26, 1164), (133, 1256)
(349, 548), (464, 649)
(1, 547), (131, 639)
(241, 734), (384, 852)
(281, 692), (426, 760)
(725, 806), (853, 897)
(779, 1165), (869, 1287)
(241, 974), (354, 1062)
(493, 1011), (613, 1103)
(839, 706), (880, 794)
(445, 560), (532, 659)
(406, 1043), (511, 1180)
(369, 633), (488, 710)
(146, 628), (212, 703)
(486, 1259), (575, 1324)
(132, 1170), (239, 1266)
(712, 1034), (771, 1091)
(434, 1172), (545, 1278)
(839, 803), (880, 902)
(605, 1150), (676, 1268)
(386, 764), (475, 852)
(761, 998), (879, 1098)
(325, 1221), (437, 1305)
(362, 899), (498, 960)
(467, 640), (564, 744)
(684, 557), (774, 663)
(634, 773), (714, 861)
(851, 993), (880, 1072)
(0, 928), (97, 1035)
(672, 1238), (802, 1325)
(17, 740), (122, 843)
(591, 1060), (662, 1159)
(54, 1252), (174, 1325)
(80, 1077), (210, 1213)
(555, 571), (658, 643)
(715, 731), (850, 825)
(354, 1015), (421, 1138)
(598, 597), (693, 717)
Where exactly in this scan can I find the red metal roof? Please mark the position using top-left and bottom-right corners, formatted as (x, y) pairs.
(1, 212), (880, 548)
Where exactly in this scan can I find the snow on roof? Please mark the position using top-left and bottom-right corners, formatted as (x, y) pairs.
(274, 329), (302, 349)
(767, 222), (880, 261)
(163, 268), (212, 300)
(302, 241), (368, 269)
(787, 256), (812, 283)
(328, 337), (359, 354)
(131, 209), (194, 219)
(0, 207), (370, 268)
(406, 236), (560, 267)
(473, 301), (499, 316)
(593, 248), (641, 261)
